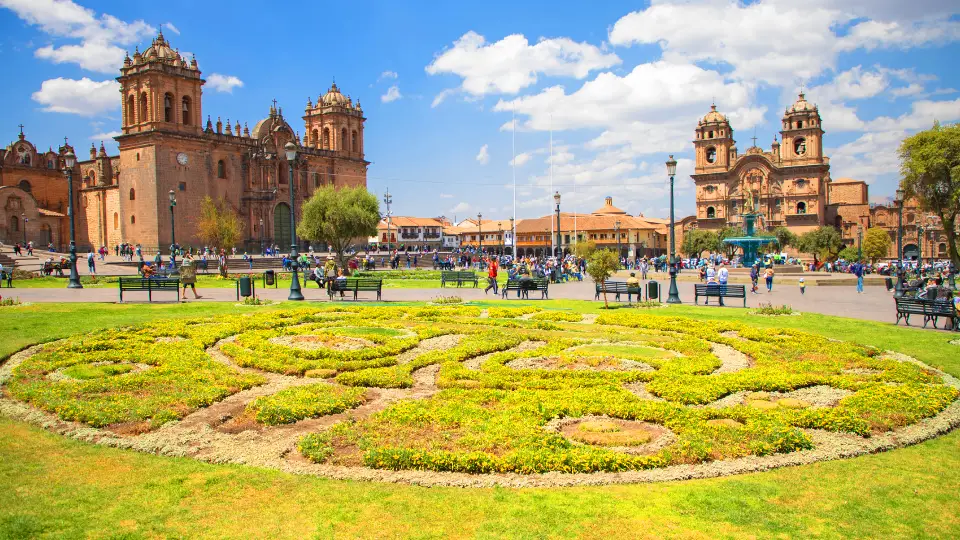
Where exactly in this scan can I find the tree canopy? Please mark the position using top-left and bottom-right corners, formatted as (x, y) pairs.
(862, 227), (892, 263)
(771, 226), (797, 250)
(297, 186), (380, 266)
(681, 229), (719, 257)
(899, 121), (960, 267)
(586, 249), (620, 307)
(196, 197), (244, 274)
(797, 226), (844, 263)
(571, 240), (597, 259)
(717, 226), (745, 257)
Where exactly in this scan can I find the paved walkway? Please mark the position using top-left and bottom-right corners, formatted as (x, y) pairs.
(0, 278), (907, 325)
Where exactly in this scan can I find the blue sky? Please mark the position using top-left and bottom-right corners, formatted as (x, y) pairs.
(2, 0), (959, 222)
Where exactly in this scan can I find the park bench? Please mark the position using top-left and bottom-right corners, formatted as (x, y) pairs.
(501, 278), (549, 299)
(118, 276), (180, 302)
(434, 261), (455, 271)
(328, 278), (383, 301)
(694, 284), (747, 307)
(594, 280), (642, 302)
(894, 297), (958, 330)
(441, 270), (479, 288)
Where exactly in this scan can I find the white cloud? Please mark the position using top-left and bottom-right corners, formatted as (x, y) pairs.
(431, 88), (457, 108)
(510, 152), (531, 167)
(90, 130), (122, 140)
(475, 144), (490, 165)
(206, 73), (243, 93)
(1, 0), (155, 73)
(379, 70), (398, 80)
(837, 19), (960, 52)
(31, 77), (119, 116)
(426, 31), (620, 97)
(163, 22), (180, 35)
(891, 84), (925, 98)
(449, 202), (470, 214)
(381, 85), (402, 103)
(865, 98), (960, 131)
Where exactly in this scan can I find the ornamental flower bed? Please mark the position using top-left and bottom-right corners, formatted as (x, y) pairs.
(2, 305), (958, 482)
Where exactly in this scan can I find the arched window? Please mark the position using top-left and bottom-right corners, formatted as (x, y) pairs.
(82, 195), (87, 207)
(217, 160), (226, 179)
(797, 121), (803, 129)
(708, 131), (714, 138)
(796, 202), (807, 214)
(88, 171), (96, 185)
(706, 206), (716, 219)
(139, 93), (148, 123)
(705, 147), (717, 163)
(47, 160), (54, 169)
(314, 172), (320, 188)
(939, 242), (947, 255)
(129, 188), (136, 201)
(10, 216), (19, 232)
(18, 180), (31, 193)
(131, 215), (136, 225)
(322, 127), (330, 149)
(352, 130), (358, 152)
(164, 93), (173, 122)
(181, 96), (191, 125)
(127, 95), (135, 125)
(311, 129), (319, 148)
(340, 128), (347, 150)
(113, 212), (119, 229)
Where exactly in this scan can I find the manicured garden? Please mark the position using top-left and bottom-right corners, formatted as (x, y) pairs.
(2, 300), (960, 537)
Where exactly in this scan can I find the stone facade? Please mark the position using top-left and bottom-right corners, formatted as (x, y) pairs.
(0, 31), (368, 253)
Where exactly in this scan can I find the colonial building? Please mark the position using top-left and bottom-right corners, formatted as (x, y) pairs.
(0, 30), (368, 253)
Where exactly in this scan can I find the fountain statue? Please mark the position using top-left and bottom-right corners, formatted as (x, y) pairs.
(722, 188), (776, 266)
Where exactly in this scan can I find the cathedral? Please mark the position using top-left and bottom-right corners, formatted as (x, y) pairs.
(1, 30), (368, 253)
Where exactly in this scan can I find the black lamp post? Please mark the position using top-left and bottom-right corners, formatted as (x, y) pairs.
(22, 213), (27, 246)
(857, 223), (863, 263)
(383, 189), (392, 251)
(259, 218), (264, 255)
(894, 187), (905, 298)
(554, 191), (562, 257)
(285, 141), (304, 301)
(666, 155), (681, 304)
(477, 212), (483, 252)
(917, 224), (925, 271)
(168, 190), (177, 267)
(63, 150), (82, 288)
(509, 217), (515, 256)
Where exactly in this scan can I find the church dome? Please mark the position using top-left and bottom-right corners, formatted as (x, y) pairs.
(787, 93), (816, 113)
(701, 104), (727, 124)
(321, 82), (350, 107)
(142, 31), (178, 61)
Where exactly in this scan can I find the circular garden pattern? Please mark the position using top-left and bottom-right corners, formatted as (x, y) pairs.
(1, 305), (959, 487)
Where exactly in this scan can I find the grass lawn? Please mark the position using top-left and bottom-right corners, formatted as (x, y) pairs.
(2, 301), (959, 538)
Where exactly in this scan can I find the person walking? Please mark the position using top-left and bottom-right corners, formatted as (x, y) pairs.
(750, 263), (760, 294)
(484, 257), (499, 295)
(87, 250), (96, 276)
(178, 256), (202, 300)
(764, 265), (775, 292)
(717, 262), (729, 306)
(852, 260), (864, 294)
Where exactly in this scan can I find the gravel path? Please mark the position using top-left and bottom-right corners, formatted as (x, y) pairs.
(462, 340), (546, 371)
(710, 343), (753, 374)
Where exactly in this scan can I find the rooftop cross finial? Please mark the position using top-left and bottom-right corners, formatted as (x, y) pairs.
(63, 136), (69, 146)
(751, 128), (758, 148)
(18, 123), (24, 136)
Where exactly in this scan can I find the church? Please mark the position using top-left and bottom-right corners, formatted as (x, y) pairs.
(1, 30), (368, 253)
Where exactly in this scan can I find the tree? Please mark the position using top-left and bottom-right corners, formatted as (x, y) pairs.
(297, 186), (380, 267)
(899, 122), (960, 267)
(838, 245), (859, 262)
(681, 229), (719, 258)
(586, 249), (619, 307)
(717, 226), (745, 258)
(862, 227), (892, 263)
(196, 196), (244, 276)
(797, 226), (844, 264)
(771, 226), (797, 250)
(571, 240), (597, 259)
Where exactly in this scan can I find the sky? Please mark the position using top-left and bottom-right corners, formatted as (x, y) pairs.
(1, 0), (959, 222)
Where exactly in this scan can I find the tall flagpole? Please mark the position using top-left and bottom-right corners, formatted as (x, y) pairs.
(512, 106), (517, 259)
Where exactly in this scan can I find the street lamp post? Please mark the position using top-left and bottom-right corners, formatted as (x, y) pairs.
(894, 188), (905, 298)
(477, 213), (483, 252)
(857, 223), (863, 263)
(63, 150), (82, 288)
(917, 224), (925, 272)
(666, 155), (681, 304)
(168, 190), (177, 267)
(285, 142), (304, 301)
(259, 218), (264, 255)
(383, 189), (392, 252)
(509, 217), (515, 257)
(22, 213), (27, 246)
(554, 191), (562, 258)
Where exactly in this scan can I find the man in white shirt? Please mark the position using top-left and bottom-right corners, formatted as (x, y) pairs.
(717, 263), (729, 306)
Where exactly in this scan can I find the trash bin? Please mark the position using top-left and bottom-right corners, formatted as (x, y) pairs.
(646, 280), (660, 301)
(238, 276), (252, 298)
(264, 269), (275, 286)
(884, 277), (894, 291)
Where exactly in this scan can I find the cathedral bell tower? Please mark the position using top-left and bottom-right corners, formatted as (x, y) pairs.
(780, 93), (824, 165)
(118, 30), (204, 136)
(693, 105), (736, 173)
(303, 82), (365, 159)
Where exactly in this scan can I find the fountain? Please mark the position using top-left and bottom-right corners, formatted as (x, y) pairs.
(722, 190), (776, 266)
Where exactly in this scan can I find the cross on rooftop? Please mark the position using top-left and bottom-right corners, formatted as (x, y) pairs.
(63, 136), (69, 146)
(751, 128), (758, 147)
(272, 98), (278, 109)
(18, 123), (24, 135)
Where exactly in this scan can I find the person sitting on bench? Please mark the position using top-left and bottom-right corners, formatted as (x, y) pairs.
(141, 264), (156, 279)
(626, 272), (640, 302)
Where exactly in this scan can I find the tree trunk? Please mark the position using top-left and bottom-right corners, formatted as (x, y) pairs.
(941, 214), (960, 269)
